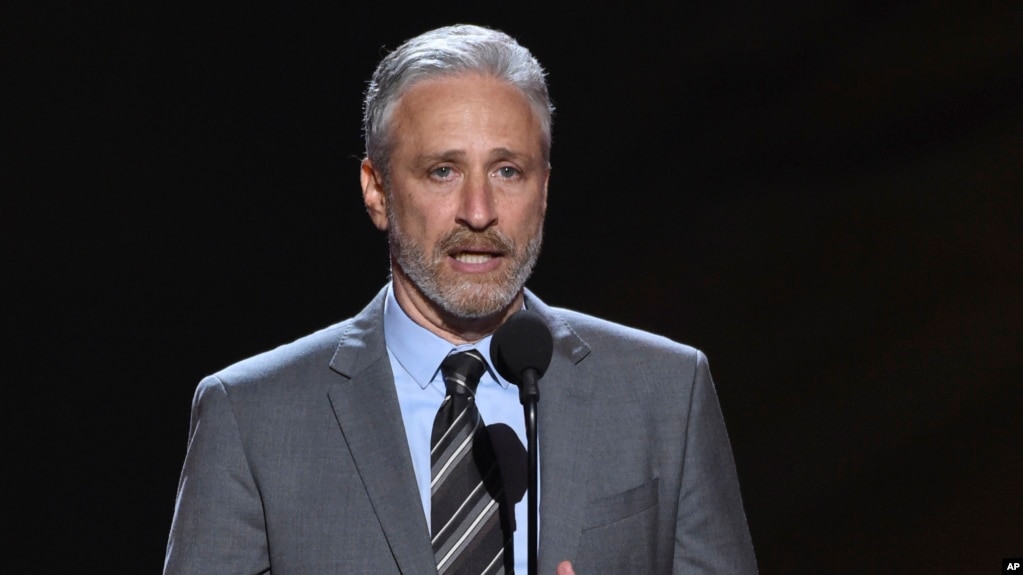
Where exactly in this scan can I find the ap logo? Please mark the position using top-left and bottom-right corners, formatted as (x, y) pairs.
(1005, 559), (1023, 573)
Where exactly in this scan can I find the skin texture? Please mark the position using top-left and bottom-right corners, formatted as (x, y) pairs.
(361, 73), (549, 344)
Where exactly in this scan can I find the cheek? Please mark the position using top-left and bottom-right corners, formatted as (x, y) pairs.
(397, 197), (451, 243)
(523, 197), (548, 228)
(504, 194), (544, 223)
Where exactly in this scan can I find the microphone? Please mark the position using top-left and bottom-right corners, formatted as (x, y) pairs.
(489, 308), (552, 575)
(490, 309), (553, 404)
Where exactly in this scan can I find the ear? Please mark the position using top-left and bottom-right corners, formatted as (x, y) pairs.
(361, 158), (389, 231)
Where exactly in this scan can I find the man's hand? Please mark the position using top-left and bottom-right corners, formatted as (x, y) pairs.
(556, 560), (576, 575)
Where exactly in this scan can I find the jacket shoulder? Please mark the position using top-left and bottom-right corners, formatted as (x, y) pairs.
(202, 319), (352, 394)
(551, 306), (702, 362)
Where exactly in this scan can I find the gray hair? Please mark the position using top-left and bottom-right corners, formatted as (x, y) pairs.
(362, 24), (553, 183)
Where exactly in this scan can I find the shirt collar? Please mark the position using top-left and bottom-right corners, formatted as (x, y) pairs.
(383, 283), (510, 390)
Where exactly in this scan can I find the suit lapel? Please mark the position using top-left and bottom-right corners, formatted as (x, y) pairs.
(323, 288), (594, 573)
(327, 290), (438, 575)
(526, 292), (594, 574)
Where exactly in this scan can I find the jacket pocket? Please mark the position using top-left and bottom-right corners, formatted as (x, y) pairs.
(576, 478), (661, 573)
(582, 477), (659, 531)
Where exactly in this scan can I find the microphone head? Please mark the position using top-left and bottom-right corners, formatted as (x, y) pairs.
(490, 309), (554, 385)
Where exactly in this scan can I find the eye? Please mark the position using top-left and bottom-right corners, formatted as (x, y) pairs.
(430, 166), (454, 180)
(495, 166), (520, 179)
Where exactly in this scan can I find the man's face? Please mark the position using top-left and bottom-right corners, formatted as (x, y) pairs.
(362, 73), (549, 326)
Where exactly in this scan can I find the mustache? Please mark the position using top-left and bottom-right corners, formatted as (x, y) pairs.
(436, 227), (516, 255)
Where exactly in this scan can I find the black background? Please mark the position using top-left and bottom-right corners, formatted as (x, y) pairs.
(7, 1), (1021, 573)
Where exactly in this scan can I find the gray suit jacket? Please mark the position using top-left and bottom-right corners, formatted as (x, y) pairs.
(164, 288), (757, 574)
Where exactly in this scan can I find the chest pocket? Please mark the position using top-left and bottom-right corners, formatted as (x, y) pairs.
(574, 478), (660, 573)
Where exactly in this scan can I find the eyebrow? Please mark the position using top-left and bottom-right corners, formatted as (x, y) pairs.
(412, 150), (468, 168)
(490, 147), (535, 167)
(412, 148), (537, 169)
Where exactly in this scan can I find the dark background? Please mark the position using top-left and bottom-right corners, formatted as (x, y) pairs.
(6, 1), (1021, 573)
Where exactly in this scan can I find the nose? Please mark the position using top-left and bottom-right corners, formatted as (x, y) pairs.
(456, 171), (497, 231)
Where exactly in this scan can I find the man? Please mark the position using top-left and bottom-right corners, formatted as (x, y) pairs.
(164, 24), (757, 575)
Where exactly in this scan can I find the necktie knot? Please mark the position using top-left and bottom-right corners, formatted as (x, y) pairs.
(440, 349), (487, 397)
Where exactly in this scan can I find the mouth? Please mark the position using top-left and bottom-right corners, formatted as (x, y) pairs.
(452, 251), (498, 264)
(439, 229), (514, 271)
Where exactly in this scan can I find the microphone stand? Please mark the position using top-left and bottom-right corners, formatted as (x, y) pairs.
(519, 369), (540, 575)
(490, 308), (552, 575)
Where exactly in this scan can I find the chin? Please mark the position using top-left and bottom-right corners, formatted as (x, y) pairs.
(438, 294), (516, 320)
(433, 280), (521, 321)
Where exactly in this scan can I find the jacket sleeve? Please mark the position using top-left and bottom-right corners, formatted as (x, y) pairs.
(164, 376), (271, 575)
(673, 351), (758, 574)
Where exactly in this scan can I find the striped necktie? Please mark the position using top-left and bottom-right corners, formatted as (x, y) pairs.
(431, 349), (513, 574)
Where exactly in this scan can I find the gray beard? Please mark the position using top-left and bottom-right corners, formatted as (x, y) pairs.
(388, 221), (543, 320)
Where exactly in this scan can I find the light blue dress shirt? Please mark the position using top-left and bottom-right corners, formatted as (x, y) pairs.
(383, 285), (533, 573)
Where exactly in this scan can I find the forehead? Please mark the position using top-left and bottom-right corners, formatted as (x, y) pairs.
(389, 73), (543, 152)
